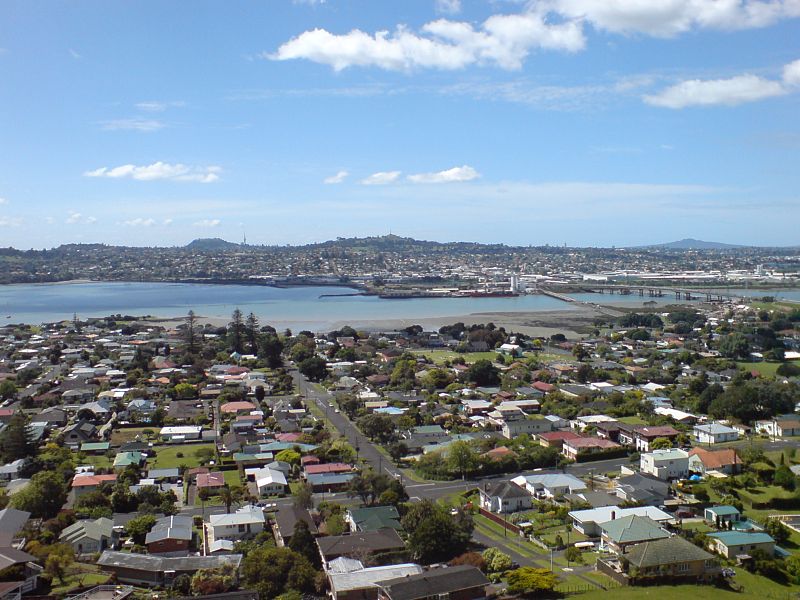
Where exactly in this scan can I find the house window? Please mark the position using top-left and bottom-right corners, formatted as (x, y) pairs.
(238, 524), (246, 532)
(677, 563), (689, 572)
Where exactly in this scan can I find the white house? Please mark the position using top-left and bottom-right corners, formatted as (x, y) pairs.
(640, 449), (690, 480)
(479, 481), (532, 514)
(569, 505), (673, 537)
(254, 468), (288, 497)
(510, 473), (587, 499)
(753, 418), (800, 438)
(159, 425), (203, 442)
(208, 507), (265, 543)
(694, 423), (739, 445)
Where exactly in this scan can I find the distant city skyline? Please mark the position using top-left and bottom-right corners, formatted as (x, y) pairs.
(0, 1), (798, 249)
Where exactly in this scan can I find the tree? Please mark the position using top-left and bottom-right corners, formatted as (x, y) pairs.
(174, 382), (196, 399)
(718, 333), (751, 359)
(241, 546), (316, 600)
(450, 552), (486, 571)
(219, 486), (235, 514)
(245, 312), (260, 354)
(191, 566), (237, 596)
(466, 359), (500, 386)
(0, 413), (34, 463)
(650, 437), (673, 450)
(0, 380), (16, 401)
(288, 520), (320, 568)
(229, 308), (245, 353)
(10, 471), (67, 519)
(293, 482), (314, 510)
(357, 414), (395, 444)
(44, 544), (74, 584)
(506, 567), (558, 597)
(298, 357), (327, 382)
(447, 440), (477, 480)
(402, 500), (473, 563)
(482, 548), (512, 573)
(564, 545), (583, 564)
(773, 465), (796, 491)
(572, 344), (589, 361)
(125, 513), (156, 545)
(258, 334), (284, 369)
(185, 310), (198, 355)
(764, 519), (790, 545)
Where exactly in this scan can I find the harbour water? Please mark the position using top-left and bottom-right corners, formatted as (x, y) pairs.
(0, 281), (797, 331)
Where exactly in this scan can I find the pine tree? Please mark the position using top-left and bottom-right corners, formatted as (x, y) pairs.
(0, 413), (34, 463)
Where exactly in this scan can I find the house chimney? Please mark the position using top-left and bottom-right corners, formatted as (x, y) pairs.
(611, 510), (616, 520)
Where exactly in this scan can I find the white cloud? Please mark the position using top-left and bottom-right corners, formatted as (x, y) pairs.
(269, 2), (800, 72)
(549, 0), (800, 37)
(0, 197), (7, 205)
(644, 74), (786, 108)
(784, 59), (800, 86)
(193, 219), (221, 227)
(0, 216), (22, 227)
(360, 171), (402, 185)
(268, 10), (585, 71)
(135, 100), (186, 112)
(66, 212), (96, 225)
(435, 0), (461, 15)
(407, 165), (480, 183)
(84, 162), (221, 183)
(123, 217), (157, 227)
(68, 48), (81, 59)
(323, 170), (349, 184)
(163, 218), (174, 226)
(100, 118), (166, 132)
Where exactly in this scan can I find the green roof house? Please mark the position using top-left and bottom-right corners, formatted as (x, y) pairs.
(600, 515), (670, 554)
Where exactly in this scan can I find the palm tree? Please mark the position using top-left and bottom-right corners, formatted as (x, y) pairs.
(219, 486), (234, 514)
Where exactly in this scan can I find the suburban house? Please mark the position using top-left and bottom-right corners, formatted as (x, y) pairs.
(62, 420), (99, 448)
(71, 473), (117, 499)
(273, 506), (318, 547)
(145, 515), (193, 556)
(59, 517), (114, 555)
(707, 531), (775, 559)
(478, 481), (532, 514)
(346, 506), (402, 533)
(253, 467), (288, 497)
(328, 562), (423, 600)
(317, 529), (405, 566)
(208, 507), (265, 543)
(694, 423), (739, 445)
(97, 551), (242, 586)
(615, 473), (671, 506)
(753, 418), (800, 438)
(688, 448), (742, 475)
(611, 536), (719, 583)
(376, 566), (489, 600)
(511, 473), (587, 499)
(639, 449), (689, 480)
(599, 515), (670, 554)
(196, 472), (226, 493)
(537, 431), (581, 450)
(618, 425), (680, 452)
(569, 506), (672, 537)
(562, 437), (621, 460)
(704, 506), (744, 528)
(159, 425), (203, 442)
(497, 409), (551, 439)
(0, 508), (41, 594)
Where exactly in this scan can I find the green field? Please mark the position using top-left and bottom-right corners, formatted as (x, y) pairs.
(110, 426), (156, 445)
(148, 443), (216, 470)
(48, 564), (110, 596)
(736, 361), (782, 377)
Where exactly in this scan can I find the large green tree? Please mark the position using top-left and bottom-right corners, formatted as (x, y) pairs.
(10, 471), (68, 519)
(0, 413), (34, 463)
(241, 546), (316, 600)
(401, 500), (473, 563)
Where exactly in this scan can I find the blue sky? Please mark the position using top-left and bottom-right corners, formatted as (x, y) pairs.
(0, 0), (798, 248)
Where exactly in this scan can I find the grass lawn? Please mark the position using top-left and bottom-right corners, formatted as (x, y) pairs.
(110, 426), (155, 446)
(49, 565), (110, 596)
(76, 454), (113, 470)
(736, 361), (781, 377)
(223, 469), (242, 487)
(472, 515), (547, 558)
(409, 350), (504, 365)
(148, 443), (216, 470)
(618, 416), (647, 426)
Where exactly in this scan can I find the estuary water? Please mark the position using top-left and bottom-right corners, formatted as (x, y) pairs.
(0, 281), (797, 331)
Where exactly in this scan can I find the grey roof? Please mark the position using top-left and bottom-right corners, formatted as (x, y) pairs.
(482, 481), (529, 500)
(0, 508), (30, 546)
(329, 564), (423, 594)
(148, 468), (181, 479)
(317, 528), (404, 559)
(97, 550), (242, 573)
(146, 515), (193, 544)
(625, 536), (714, 568)
(0, 547), (38, 571)
(60, 517), (113, 544)
(378, 566), (489, 600)
(600, 516), (670, 545)
(275, 506), (318, 539)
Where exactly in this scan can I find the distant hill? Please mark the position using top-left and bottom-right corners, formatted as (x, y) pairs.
(640, 238), (746, 250)
(185, 238), (241, 251)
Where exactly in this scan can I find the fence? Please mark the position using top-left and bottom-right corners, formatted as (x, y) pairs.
(477, 508), (521, 534)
